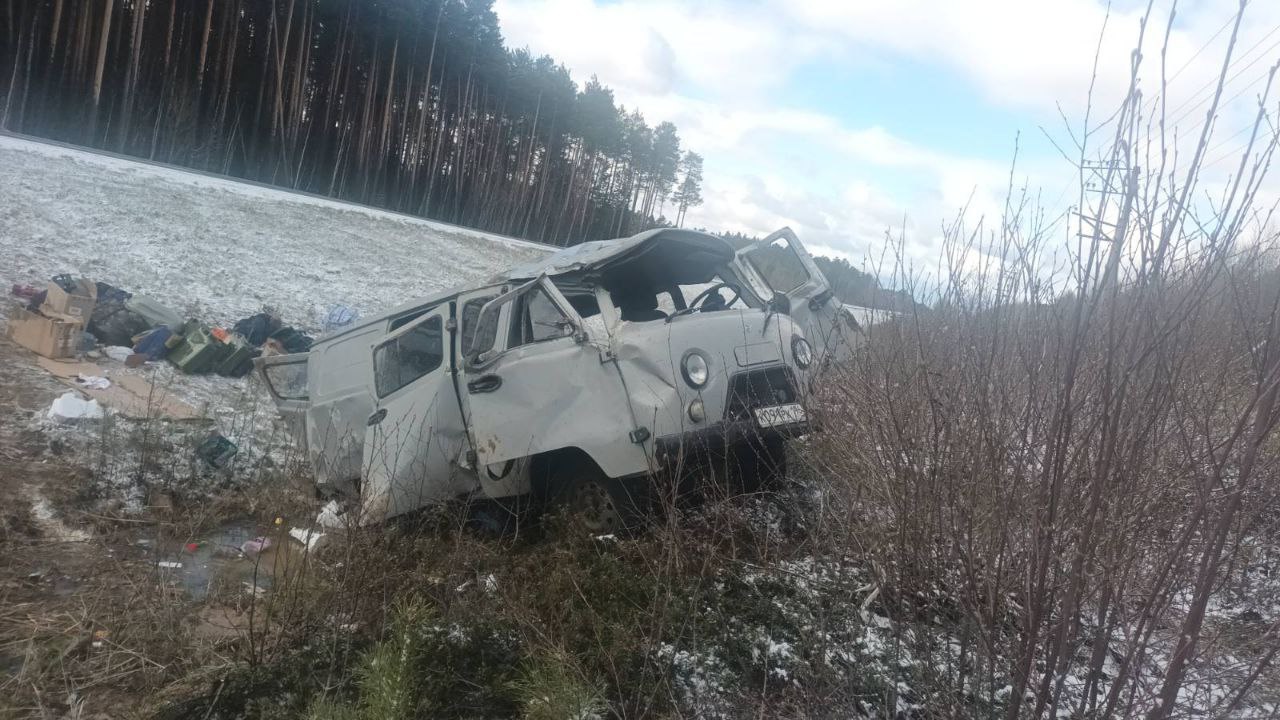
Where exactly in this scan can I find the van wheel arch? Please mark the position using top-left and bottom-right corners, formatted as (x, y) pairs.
(529, 447), (648, 532)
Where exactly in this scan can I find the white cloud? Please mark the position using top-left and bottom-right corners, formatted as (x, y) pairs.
(494, 0), (1280, 267)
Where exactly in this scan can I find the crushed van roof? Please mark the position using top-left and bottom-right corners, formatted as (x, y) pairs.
(497, 228), (735, 281)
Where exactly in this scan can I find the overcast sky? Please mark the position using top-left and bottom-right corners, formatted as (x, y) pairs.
(494, 0), (1280, 268)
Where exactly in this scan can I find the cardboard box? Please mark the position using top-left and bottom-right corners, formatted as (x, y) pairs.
(41, 278), (97, 320)
(7, 306), (84, 359)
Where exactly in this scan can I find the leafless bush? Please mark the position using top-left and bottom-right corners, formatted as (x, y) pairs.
(806, 4), (1280, 717)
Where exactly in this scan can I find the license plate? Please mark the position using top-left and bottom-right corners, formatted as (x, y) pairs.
(754, 403), (806, 428)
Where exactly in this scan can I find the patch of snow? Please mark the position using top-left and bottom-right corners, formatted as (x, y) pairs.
(27, 492), (92, 542)
(0, 135), (551, 328)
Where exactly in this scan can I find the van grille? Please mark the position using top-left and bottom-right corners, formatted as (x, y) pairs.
(725, 367), (798, 421)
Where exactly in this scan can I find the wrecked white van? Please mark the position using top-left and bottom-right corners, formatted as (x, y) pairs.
(258, 227), (860, 530)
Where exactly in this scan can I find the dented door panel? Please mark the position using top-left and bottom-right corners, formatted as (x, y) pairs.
(464, 277), (648, 479)
(360, 308), (472, 521)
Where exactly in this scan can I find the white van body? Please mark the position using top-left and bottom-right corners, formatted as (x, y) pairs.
(258, 227), (859, 527)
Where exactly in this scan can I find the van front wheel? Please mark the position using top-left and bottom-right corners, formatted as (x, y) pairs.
(555, 463), (647, 534)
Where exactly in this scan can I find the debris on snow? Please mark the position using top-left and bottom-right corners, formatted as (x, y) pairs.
(75, 374), (110, 390)
(103, 346), (134, 362)
(288, 527), (326, 551)
(47, 391), (104, 422)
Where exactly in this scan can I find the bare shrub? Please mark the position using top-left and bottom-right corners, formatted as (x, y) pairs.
(806, 4), (1280, 717)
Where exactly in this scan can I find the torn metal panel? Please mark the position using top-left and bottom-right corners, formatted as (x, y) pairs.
(498, 228), (736, 282)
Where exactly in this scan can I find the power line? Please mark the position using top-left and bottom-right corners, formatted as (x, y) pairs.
(1199, 116), (1278, 174)
(1167, 13), (1236, 85)
(1166, 25), (1280, 128)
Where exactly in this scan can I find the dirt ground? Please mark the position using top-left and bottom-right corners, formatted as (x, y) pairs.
(0, 333), (309, 719)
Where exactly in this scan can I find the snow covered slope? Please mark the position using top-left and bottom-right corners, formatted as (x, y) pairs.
(0, 134), (551, 329)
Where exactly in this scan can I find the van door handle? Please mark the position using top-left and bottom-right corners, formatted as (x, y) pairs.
(467, 375), (502, 394)
(367, 408), (387, 426)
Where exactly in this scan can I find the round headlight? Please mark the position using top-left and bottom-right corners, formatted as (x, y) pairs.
(791, 336), (814, 369)
(682, 351), (710, 388)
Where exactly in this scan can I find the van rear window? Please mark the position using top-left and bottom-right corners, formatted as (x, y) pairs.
(263, 359), (309, 401)
(374, 316), (444, 397)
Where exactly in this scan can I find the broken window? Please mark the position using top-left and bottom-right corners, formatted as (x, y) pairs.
(460, 295), (499, 358)
(510, 287), (575, 347)
(374, 315), (444, 398)
(611, 286), (668, 322)
(263, 359), (308, 401)
(745, 237), (810, 294)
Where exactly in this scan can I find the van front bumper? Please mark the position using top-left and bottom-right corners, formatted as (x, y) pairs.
(652, 416), (810, 463)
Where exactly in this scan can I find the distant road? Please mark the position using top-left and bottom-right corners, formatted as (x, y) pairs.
(0, 128), (556, 251)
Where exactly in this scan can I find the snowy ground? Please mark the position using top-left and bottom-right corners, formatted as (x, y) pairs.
(0, 134), (550, 329)
(0, 134), (552, 508)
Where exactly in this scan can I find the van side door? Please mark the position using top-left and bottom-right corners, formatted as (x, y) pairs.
(360, 305), (469, 521)
(735, 227), (857, 365)
(461, 277), (648, 479)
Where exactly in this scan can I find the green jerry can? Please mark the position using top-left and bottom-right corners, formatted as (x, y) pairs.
(168, 326), (232, 374)
(215, 334), (257, 377)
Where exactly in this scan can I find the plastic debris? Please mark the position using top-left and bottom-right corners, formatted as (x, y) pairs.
(195, 434), (238, 469)
(103, 346), (134, 362)
(157, 561), (182, 569)
(239, 537), (272, 557)
(75, 374), (110, 390)
(47, 391), (105, 422)
(321, 304), (360, 332)
(317, 499), (344, 528)
(288, 527), (326, 551)
(184, 542), (200, 553)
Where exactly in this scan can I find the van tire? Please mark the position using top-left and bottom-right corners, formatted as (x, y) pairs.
(552, 461), (647, 534)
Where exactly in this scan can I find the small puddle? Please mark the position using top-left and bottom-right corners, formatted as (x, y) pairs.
(146, 520), (307, 601)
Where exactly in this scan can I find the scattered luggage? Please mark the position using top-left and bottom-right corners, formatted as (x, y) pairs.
(11, 284), (41, 300)
(269, 327), (313, 354)
(168, 326), (230, 374)
(232, 312), (282, 347)
(321, 304), (360, 332)
(125, 295), (184, 331)
(89, 299), (150, 347)
(132, 326), (174, 360)
(14, 275), (297, 381)
(94, 282), (132, 306)
(216, 334), (257, 378)
(44, 276), (97, 321)
(8, 305), (84, 359)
